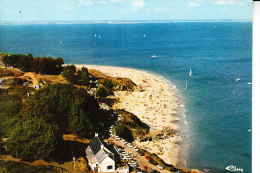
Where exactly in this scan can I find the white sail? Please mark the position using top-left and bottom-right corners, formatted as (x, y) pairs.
(189, 68), (192, 76)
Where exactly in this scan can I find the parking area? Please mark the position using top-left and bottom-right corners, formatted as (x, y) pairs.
(110, 135), (171, 173)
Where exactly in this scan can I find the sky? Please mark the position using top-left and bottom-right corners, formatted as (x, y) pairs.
(0, 0), (252, 22)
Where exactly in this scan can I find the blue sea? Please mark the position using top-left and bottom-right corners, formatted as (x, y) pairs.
(0, 22), (252, 173)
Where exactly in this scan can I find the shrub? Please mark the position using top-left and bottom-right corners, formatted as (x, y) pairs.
(113, 124), (133, 142)
(96, 85), (110, 98)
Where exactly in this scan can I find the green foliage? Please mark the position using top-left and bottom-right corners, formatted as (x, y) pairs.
(7, 86), (35, 100)
(32, 57), (63, 75)
(7, 117), (60, 161)
(78, 67), (90, 86)
(113, 123), (133, 142)
(62, 65), (78, 84)
(102, 79), (114, 90)
(0, 114), (20, 138)
(68, 106), (93, 137)
(96, 85), (111, 98)
(0, 94), (22, 116)
(2, 53), (64, 74)
(0, 161), (59, 173)
(5, 78), (23, 86)
(20, 83), (101, 137)
(0, 88), (23, 137)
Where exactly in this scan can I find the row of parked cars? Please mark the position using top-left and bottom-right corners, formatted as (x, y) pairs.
(144, 156), (164, 170)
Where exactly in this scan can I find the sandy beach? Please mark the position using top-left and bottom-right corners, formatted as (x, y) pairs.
(76, 65), (184, 167)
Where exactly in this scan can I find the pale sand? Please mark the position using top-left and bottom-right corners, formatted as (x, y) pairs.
(76, 65), (183, 166)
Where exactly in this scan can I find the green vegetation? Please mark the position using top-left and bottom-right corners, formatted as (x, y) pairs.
(20, 83), (103, 137)
(62, 65), (92, 86)
(5, 77), (23, 86)
(0, 160), (60, 173)
(62, 65), (78, 84)
(116, 109), (149, 139)
(96, 85), (112, 98)
(113, 123), (133, 142)
(7, 117), (60, 161)
(0, 83), (106, 161)
(1, 53), (64, 75)
(0, 91), (22, 137)
(78, 67), (90, 86)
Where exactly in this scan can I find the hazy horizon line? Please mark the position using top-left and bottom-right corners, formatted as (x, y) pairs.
(0, 19), (252, 25)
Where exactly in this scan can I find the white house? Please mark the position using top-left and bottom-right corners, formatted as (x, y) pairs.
(86, 134), (116, 172)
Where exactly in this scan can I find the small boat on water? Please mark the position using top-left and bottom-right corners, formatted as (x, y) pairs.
(98, 35), (101, 38)
(189, 68), (192, 76)
(94, 34), (96, 37)
(185, 81), (188, 90)
(143, 34), (146, 37)
(248, 82), (252, 85)
(151, 55), (157, 58)
(248, 129), (251, 132)
(226, 165), (243, 172)
(236, 78), (240, 82)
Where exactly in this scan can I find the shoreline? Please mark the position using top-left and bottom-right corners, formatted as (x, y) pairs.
(75, 64), (187, 168)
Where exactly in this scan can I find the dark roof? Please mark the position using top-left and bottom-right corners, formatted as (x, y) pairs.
(88, 136), (117, 163)
(89, 137), (103, 155)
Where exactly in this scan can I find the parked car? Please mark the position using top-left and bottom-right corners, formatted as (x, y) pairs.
(156, 165), (164, 170)
(133, 147), (139, 151)
(137, 150), (144, 156)
(149, 159), (157, 165)
(151, 169), (160, 173)
(127, 143), (134, 148)
(121, 140), (128, 144)
(135, 167), (142, 173)
(170, 168), (178, 172)
(145, 156), (152, 161)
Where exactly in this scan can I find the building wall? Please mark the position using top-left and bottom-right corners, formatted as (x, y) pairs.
(98, 156), (115, 172)
(89, 162), (97, 171)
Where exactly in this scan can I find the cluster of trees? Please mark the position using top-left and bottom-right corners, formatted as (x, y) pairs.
(1, 53), (64, 75)
(0, 84), (106, 161)
(62, 65), (114, 98)
(62, 65), (90, 85)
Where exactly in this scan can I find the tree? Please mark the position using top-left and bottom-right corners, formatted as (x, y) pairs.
(78, 67), (90, 86)
(113, 124), (133, 142)
(96, 85), (110, 98)
(62, 65), (78, 84)
(54, 57), (64, 74)
(68, 105), (93, 137)
(7, 117), (60, 161)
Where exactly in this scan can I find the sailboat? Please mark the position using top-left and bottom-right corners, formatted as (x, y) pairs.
(189, 68), (192, 77)
(94, 34), (96, 37)
(185, 82), (188, 90)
